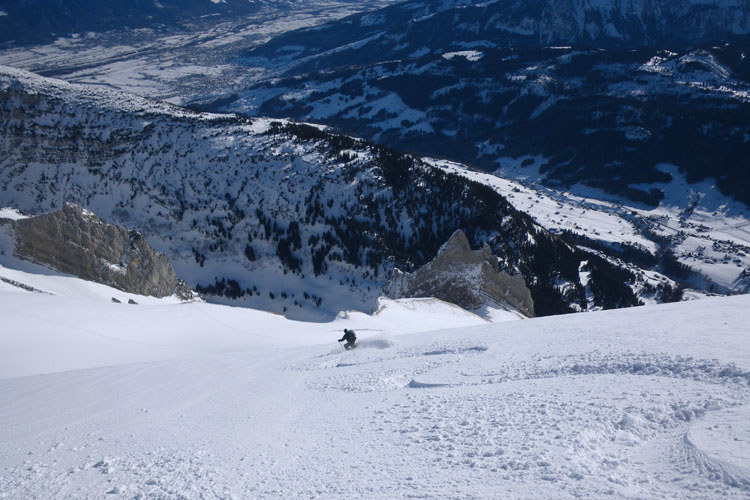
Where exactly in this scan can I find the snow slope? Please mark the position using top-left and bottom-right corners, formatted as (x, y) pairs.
(0, 260), (499, 379)
(1, 270), (749, 498)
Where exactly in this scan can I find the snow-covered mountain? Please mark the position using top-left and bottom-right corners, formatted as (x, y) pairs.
(0, 0), (329, 46)
(0, 65), (660, 319)
(247, 0), (750, 53)
(1, 257), (749, 498)
(229, 0), (750, 208)
(432, 158), (750, 297)
(0, 3), (748, 497)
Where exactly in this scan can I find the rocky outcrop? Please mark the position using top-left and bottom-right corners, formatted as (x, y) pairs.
(6, 203), (193, 299)
(385, 230), (535, 318)
(0, 67), (649, 318)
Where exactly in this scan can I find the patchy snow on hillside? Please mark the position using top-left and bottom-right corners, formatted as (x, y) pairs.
(0, 207), (28, 220)
(8, 66), (595, 320)
(442, 50), (484, 62)
(1, 265), (749, 498)
(428, 157), (750, 295)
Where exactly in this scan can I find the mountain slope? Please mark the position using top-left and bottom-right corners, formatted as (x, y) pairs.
(248, 0), (750, 56)
(0, 65), (647, 318)
(0, 256), (493, 377)
(1, 283), (749, 498)
(231, 0), (750, 207)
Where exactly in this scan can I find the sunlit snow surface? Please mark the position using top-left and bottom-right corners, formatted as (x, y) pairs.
(1, 263), (749, 498)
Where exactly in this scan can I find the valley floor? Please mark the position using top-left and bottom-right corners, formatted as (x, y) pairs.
(1, 289), (749, 499)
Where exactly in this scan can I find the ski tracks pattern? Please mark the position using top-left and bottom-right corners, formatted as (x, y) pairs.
(288, 340), (750, 498)
(2, 338), (750, 498)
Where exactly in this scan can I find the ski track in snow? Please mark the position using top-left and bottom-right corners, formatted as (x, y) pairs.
(2, 295), (750, 499)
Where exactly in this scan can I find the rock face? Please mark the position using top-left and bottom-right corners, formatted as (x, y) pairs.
(8, 203), (192, 299)
(385, 230), (535, 318)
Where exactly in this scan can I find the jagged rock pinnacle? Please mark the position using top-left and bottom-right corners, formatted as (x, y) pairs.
(385, 229), (535, 318)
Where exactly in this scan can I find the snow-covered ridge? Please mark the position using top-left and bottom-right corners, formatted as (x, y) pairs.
(0, 65), (228, 120)
(250, 0), (750, 65)
(402, 0), (750, 44)
(0, 66), (652, 319)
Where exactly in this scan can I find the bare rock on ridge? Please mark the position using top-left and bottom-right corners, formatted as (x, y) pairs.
(385, 229), (535, 318)
(8, 203), (193, 299)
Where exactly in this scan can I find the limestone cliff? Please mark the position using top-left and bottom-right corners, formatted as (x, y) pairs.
(385, 230), (535, 318)
(6, 203), (193, 299)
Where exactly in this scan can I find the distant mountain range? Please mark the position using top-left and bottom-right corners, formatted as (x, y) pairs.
(223, 0), (750, 206)
(0, 65), (660, 319)
(249, 0), (750, 53)
(0, 0), (307, 46)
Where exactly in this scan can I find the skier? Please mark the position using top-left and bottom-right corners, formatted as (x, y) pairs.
(338, 328), (357, 350)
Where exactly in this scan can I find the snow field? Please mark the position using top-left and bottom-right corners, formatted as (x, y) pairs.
(1, 286), (750, 498)
(685, 405), (750, 489)
(0, 260), (500, 378)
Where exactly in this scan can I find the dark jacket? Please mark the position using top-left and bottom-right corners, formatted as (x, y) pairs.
(339, 330), (356, 343)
